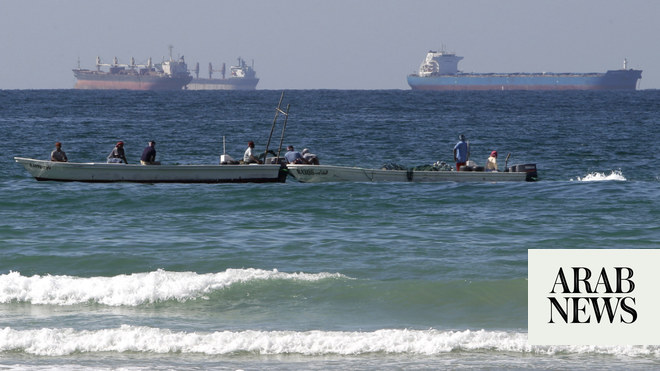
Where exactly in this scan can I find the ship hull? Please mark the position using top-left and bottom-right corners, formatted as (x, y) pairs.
(407, 70), (642, 91)
(73, 70), (192, 91)
(186, 77), (259, 90)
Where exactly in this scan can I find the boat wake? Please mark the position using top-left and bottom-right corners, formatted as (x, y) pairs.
(572, 170), (626, 182)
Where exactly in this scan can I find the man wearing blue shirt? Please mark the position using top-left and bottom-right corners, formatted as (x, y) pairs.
(284, 145), (305, 164)
(453, 134), (469, 171)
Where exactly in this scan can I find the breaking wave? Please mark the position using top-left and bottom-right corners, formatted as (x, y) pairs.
(1, 326), (659, 357)
(0, 269), (346, 306)
(572, 170), (626, 182)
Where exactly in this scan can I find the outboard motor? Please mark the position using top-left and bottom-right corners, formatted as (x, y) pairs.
(277, 163), (288, 183)
(507, 163), (538, 181)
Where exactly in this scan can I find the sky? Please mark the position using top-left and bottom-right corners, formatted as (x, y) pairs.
(1, 0), (659, 90)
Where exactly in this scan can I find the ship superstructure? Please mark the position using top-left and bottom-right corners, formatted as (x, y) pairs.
(187, 57), (259, 90)
(407, 50), (642, 91)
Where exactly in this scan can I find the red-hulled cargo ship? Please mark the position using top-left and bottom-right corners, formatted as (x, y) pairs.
(73, 49), (192, 91)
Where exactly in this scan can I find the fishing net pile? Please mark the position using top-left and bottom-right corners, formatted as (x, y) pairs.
(381, 161), (453, 172)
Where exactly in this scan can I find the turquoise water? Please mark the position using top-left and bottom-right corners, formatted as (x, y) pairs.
(1, 90), (660, 369)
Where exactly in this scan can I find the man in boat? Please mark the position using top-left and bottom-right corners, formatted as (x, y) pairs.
(453, 134), (469, 171)
(301, 148), (320, 165)
(284, 145), (305, 164)
(140, 140), (160, 165)
(243, 141), (262, 164)
(50, 142), (68, 162)
(107, 141), (128, 164)
(486, 150), (498, 171)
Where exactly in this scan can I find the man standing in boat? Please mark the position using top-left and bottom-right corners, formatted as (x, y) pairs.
(140, 141), (160, 165)
(107, 141), (128, 164)
(453, 134), (469, 171)
(50, 142), (68, 162)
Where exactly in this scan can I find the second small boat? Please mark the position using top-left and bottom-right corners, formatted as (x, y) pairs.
(286, 163), (538, 183)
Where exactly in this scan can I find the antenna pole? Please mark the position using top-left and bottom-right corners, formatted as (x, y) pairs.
(264, 91), (285, 161)
(276, 104), (291, 160)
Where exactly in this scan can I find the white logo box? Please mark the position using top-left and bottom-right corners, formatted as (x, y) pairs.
(528, 249), (660, 345)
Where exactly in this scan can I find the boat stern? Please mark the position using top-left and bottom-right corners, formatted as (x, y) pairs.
(507, 163), (538, 181)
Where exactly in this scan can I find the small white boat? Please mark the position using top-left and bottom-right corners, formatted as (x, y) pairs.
(286, 163), (537, 183)
(14, 157), (286, 183)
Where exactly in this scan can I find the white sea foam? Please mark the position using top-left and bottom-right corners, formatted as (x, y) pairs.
(0, 326), (659, 357)
(572, 170), (626, 182)
(0, 269), (345, 306)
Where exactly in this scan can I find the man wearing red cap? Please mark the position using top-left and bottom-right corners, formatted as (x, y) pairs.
(486, 150), (498, 171)
(107, 141), (128, 164)
(50, 142), (68, 162)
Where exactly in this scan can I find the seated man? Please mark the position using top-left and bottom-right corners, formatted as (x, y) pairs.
(140, 140), (160, 165)
(284, 145), (305, 164)
(301, 148), (319, 165)
(107, 141), (128, 164)
(486, 150), (498, 171)
(50, 142), (68, 162)
(243, 141), (262, 164)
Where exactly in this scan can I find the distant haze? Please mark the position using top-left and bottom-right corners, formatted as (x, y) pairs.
(1, 0), (657, 89)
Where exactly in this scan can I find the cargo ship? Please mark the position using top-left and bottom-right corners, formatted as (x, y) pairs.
(73, 48), (192, 90)
(186, 57), (259, 90)
(407, 50), (642, 91)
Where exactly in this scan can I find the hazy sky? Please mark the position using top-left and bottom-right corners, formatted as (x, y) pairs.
(1, 0), (658, 89)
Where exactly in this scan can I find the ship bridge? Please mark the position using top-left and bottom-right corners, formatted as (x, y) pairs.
(419, 50), (463, 76)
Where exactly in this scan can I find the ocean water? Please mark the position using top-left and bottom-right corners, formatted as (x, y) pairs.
(1, 89), (660, 370)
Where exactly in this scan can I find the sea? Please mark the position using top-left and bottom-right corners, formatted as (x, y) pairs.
(1, 89), (659, 370)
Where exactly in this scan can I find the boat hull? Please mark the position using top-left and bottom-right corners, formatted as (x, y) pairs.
(186, 77), (259, 90)
(407, 70), (642, 91)
(15, 157), (285, 183)
(286, 164), (536, 183)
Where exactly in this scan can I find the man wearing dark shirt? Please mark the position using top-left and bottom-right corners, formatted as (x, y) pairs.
(140, 141), (160, 165)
